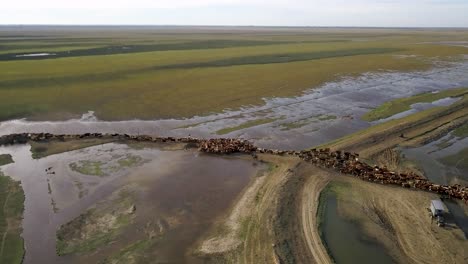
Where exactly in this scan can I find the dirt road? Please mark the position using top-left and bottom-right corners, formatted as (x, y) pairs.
(300, 169), (333, 264)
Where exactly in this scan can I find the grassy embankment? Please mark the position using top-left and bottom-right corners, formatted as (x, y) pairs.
(0, 171), (25, 264)
(1, 29), (468, 121)
(0, 154), (14, 166)
(322, 90), (468, 158)
(362, 87), (468, 122)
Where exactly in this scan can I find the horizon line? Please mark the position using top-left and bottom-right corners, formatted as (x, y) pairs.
(1, 24), (468, 29)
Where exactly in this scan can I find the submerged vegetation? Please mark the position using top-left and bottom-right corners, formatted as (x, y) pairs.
(99, 239), (155, 264)
(57, 189), (136, 256)
(0, 171), (25, 264)
(70, 160), (105, 176)
(69, 154), (146, 177)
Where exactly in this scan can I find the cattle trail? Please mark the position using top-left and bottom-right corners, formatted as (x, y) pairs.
(1, 133), (467, 202)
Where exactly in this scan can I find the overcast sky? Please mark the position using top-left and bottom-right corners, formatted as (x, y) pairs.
(1, 0), (468, 27)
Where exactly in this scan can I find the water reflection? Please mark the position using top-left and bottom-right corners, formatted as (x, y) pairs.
(321, 193), (394, 264)
(0, 143), (261, 263)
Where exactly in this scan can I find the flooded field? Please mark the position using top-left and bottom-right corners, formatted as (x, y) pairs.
(1, 59), (468, 150)
(0, 142), (262, 263)
(401, 133), (468, 185)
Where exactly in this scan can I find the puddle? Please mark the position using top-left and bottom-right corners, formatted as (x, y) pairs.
(0, 143), (261, 264)
(15, 52), (56, 57)
(1, 59), (468, 150)
(321, 193), (394, 264)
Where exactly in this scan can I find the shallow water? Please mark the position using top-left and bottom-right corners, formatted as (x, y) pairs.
(15, 52), (56, 57)
(1, 59), (468, 150)
(321, 193), (394, 264)
(0, 143), (261, 264)
(401, 134), (468, 185)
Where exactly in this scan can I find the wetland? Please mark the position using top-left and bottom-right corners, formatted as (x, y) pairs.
(1, 26), (468, 264)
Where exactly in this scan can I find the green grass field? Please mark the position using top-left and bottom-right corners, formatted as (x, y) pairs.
(1, 26), (468, 121)
(0, 171), (25, 264)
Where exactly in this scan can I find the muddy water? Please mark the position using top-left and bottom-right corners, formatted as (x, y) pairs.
(321, 193), (394, 264)
(0, 143), (261, 264)
(124, 153), (260, 263)
(1, 60), (468, 149)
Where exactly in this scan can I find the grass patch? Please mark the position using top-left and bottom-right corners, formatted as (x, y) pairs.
(0, 171), (25, 264)
(117, 154), (144, 168)
(69, 161), (105, 177)
(452, 123), (468, 138)
(216, 118), (278, 135)
(280, 122), (308, 130)
(0, 154), (13, 166)
(362, 88), (468, 122)
(317, 115), (337, 121)
(30, 138), (114, 159)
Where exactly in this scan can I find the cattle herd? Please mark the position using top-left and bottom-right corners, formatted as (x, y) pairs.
(0, 133), (467, 202)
